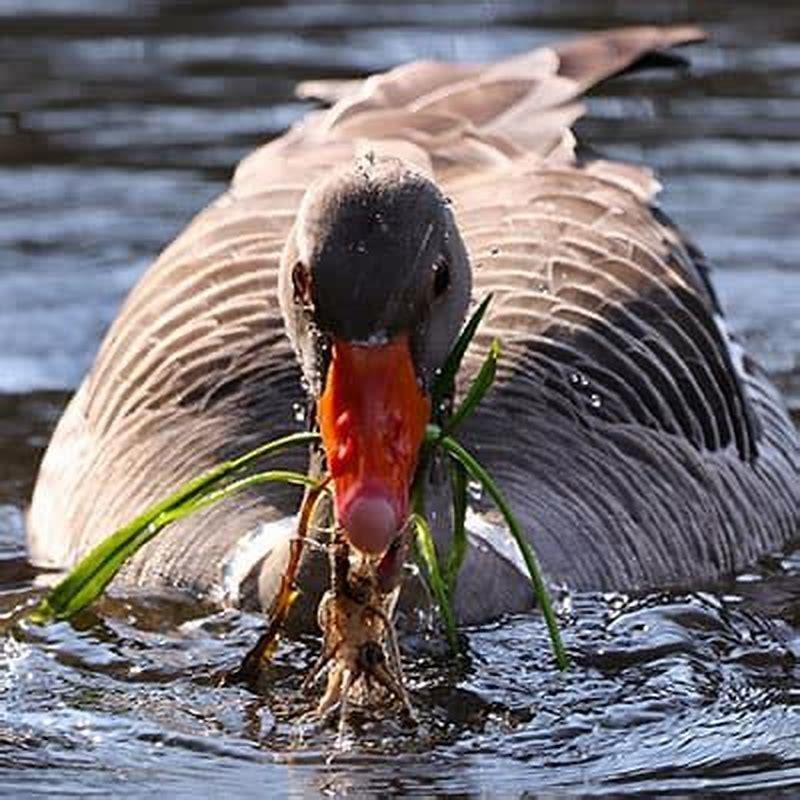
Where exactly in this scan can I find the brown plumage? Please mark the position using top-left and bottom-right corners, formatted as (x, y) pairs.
(28, 26), (799, 624)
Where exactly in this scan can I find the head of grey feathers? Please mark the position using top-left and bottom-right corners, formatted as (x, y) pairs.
(279, 156), (471, 395)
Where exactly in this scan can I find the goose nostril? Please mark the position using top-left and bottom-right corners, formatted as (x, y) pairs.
(329, 436), (355, 474)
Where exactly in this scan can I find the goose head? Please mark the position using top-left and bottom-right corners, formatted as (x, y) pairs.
(279, 156), (471, 568)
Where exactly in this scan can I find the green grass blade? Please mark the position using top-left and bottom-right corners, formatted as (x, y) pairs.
(31, 429), (319, 623)
(45, 430), (322, 600)
(432, 294), (492, 409)
(162, 471), (317, 521)
(30, 462), (319, 624)
(411, 513), (458, 653)
(444, 461), (468, 597)
(119, 431), (320, 526)
(225, 432), (320, 472)
(445, 338), (500, 435)
(432, 428), (570, 671)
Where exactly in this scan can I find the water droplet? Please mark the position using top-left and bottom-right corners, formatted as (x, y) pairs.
(589, 393), (602, 408)
(467, 479), (484, 501)
(355, 240), (367, 254)
(569, 372), (582, 386)
(292, 401), (306, 423)
(373, 212), (383, 224)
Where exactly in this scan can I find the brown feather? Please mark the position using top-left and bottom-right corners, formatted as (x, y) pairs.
(28, 26), (799, 614)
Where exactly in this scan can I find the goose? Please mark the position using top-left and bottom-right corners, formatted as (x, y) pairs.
(28, 26), (799, 628)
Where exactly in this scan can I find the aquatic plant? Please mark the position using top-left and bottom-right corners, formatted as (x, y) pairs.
(30, 297), (569, 671)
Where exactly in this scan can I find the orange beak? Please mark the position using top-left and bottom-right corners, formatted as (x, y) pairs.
(318, 335), (430, 555)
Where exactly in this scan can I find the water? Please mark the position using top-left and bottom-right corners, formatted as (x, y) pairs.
(2, 0), (800, 795)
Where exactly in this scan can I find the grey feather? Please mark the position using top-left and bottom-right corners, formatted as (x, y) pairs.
(28, 26), (799, 623)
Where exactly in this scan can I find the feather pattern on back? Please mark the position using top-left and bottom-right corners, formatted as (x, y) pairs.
(28, 26), (799, 615)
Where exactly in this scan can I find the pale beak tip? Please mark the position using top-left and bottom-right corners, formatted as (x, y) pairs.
(341, 493), (399, 556)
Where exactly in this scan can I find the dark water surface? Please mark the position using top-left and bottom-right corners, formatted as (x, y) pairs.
(2, 1), (800, 796)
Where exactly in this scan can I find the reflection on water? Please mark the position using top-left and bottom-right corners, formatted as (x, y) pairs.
(1, 0), (799, 795)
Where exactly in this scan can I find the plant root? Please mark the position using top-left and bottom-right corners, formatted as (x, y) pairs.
(309, 537), (415, 734)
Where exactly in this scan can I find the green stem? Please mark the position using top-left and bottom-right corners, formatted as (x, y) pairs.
(444, 339), (500, 436)
(411, 513), (459, 653)
(444, 461), (468, 597)
(429, 425), (570, 671)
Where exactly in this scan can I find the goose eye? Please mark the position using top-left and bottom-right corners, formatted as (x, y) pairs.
(292, 261), (312, 306)
(433, 256), (450, 298)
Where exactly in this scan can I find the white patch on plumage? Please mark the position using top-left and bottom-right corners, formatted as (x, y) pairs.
(714, 312), (747, 380)
(216, 515), (297, 607)
(464, 507), (529, 577)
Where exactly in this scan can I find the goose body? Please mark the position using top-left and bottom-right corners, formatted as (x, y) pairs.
(28, 27), (799, 624)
